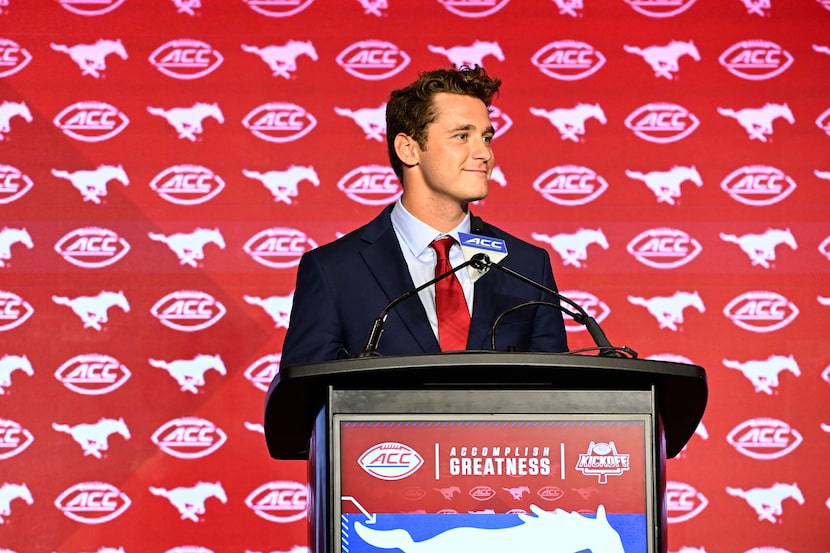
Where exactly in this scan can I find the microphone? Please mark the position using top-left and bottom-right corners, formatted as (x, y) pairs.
(461, 221), (635, 358)
(354, 253), (486, 358)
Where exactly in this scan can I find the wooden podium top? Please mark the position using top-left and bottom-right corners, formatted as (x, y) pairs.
(264, 351), (707, 460)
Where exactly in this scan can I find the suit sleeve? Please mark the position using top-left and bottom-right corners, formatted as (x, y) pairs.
(280, 251), (348, 368)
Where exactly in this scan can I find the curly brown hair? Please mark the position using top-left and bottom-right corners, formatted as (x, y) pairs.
(386, 66), (501, 181)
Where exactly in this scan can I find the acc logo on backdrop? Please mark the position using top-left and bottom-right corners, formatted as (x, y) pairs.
(57, 0), (126, 15)
(152, 417), (227, 459)
(719, 40), (794, 80)
(489, 105), (512, 138)
(151, 290), (226, 331)
(438, 0), (510, 17)
(720, 165), (796, 206)
(149, 39), (223, 79)
(626, 228), (702, 269)
(54, 101), (129, 142)
(243, 102), (316, 143)
(626, 0), (697, 18)
(337, 40), (410, 80)
(244, 0), (314, 17)
(244, 228), (317, 268)
(532, 165), (608, 206)
(557, 290), (610, 333)
(665, 480), (708, 523)
(0, 164), (34, 204)
(625, 103), (699, 143)
(0, 291), (34, 331)
(244, 353), (281, 392)
(532, 40), (605, 81)
(0, 38), (32, 77)
(55, 354), (131, 395)
(54, 227), (130, 268)
(0, 418), (34, 459)
(337, 165), (401, 206)
(358, 442), (424, 480)
(246, 481), (308, 523)
(723, 291), (799, 333)
(150, 165), (225, 205)
(726, 418), (802, 460)
(54, 482), (131, 523)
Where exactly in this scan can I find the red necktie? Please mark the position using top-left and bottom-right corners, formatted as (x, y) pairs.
(431, 237), (470, 351)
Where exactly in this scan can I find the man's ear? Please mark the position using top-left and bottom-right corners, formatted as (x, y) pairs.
(394, 133), (419, 167)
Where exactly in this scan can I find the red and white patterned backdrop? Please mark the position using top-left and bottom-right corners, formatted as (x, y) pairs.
(0, 0), (828, 552)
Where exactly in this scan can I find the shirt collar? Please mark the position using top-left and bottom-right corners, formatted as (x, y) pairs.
(391, 198), (471, 257)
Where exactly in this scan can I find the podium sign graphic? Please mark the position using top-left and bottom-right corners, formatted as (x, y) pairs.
(336, 414), (651, 553)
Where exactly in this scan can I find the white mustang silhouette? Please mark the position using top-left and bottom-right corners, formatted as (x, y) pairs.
(52, 418), (131, 458)
(722, 355), (800, 395)
(148, 228), (225, 267)
(242, 166), (320, 204)
(719, 228), (797, 268)
(726, 482), (804, 523)
(147, 102), (224, 141)
(0, 228), (33, 267)
(149, 354), (227, 393)
(0, 355), (33, 394)
(149, 481), (227, 522)
(0, 101), (32, 140)
(625, 166), (702, 205)
(717, 103), (794, 142)
(532, 229), (608, 268)
(0, 483), (33, 523)
(623, 40), (700, 79)
(51, 165), (129, 204)
(334, 104), (387, 141)
(241, 41), (318, 78)
(530, 104), (606, 142)
(244, 294), (293, 328)
(50, 39), (128, 78)
(628, 291), (705, 331)
(52, 290), (130, 330)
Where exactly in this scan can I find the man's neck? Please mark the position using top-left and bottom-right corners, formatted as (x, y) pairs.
(400, 193), (469, 233)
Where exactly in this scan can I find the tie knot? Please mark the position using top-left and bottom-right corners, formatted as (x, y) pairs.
(431, 237), (454, 260)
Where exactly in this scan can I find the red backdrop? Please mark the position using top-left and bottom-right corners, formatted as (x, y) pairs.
(0, 0), (828, 552)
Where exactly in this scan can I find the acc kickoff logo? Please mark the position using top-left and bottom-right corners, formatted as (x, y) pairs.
(337, 165), (402, 206)
(726, 418), (802, 460)
(54, 101), (129, 142)
(54, 354), (131, 396)
(358, 442), (424, 480)
(0, 164), (34, 204)
(0, 38), (32, 77)
(719, 40), (794, 81)
(626, 228), (701, 269)
(0, 418), (34, 459)
(245, 481), (308, 523)
(575, 441), (630, 483)
(54, 482), (131, 524)
(151, 290), (226, 331)
(721, 165), (796, 206)
(244, 228), (317, 269)
(337, 40), (410, 80)
(152, 417), (227, 459)
(149, 39), (224, 80)
(625, 103), (699, 143)
(54, 227), (130, 268)
(532, 40), (605, 81)
(666, 480), (708, 523)
(150, 165), (225, 206)
(243, 102), (316, 143)
(0, 291), (34, 332)
(532, 165), (608, 206)
(723, 291), (799, 333)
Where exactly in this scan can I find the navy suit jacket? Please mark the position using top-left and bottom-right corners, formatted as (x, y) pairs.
(280, 204), (568, 367)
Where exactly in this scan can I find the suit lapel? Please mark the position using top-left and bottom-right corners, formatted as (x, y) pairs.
(359, 207), (439, 353)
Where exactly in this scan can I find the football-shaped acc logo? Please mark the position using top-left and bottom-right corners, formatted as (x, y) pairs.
(53, 101), (129, 143)
(243, 102), (316, 143)
(625, 103), (699, 144)
(0, 164), (35, 204)
(665, 480), (708, 523)
(0, 418), (35, 459)
(726, 418), (802, 460)
(151, 290), (226, 332)
(720, 165), (796, 206)
(245, 480), (308, 523)
(723, 291), (799, 333)
(336, 40), (410, 81)
(532, 165), (608, 206)
(150, 164), (225, 206)
(358, 442), (424, 480)
(54, 354), (131, 396)
(0, 290), (34, 332)
(54, 227), (130, 268)
(54, 481), (131, 524)
(337, 165), (401, 206)
(152, 417), (227, 459)
(532, 40), (605, 81)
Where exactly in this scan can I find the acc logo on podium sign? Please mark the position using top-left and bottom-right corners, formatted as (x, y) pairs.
(358, 442), (424, 480)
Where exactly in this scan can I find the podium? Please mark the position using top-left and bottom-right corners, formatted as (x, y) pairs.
(264, 352), (707, 553)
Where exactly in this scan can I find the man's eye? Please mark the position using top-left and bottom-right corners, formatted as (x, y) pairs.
(484, 135), (493, 143)
(456, 133), (468, 140)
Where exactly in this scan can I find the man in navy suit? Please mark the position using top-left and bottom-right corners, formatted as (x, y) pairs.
(281, 66), (568, 367)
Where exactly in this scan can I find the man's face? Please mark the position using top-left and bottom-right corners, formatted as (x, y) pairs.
(414, 92), (495, 206)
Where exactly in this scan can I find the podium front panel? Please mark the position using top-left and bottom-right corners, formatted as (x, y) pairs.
(326, 389), (657, 553)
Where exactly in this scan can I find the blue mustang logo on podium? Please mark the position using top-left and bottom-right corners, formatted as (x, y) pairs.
(349, 504), (633, 553)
